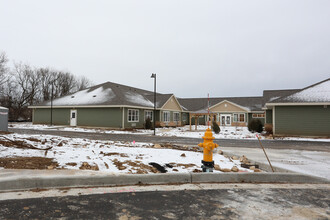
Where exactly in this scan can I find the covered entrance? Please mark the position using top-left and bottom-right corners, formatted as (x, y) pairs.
(220, 114), (231, 126)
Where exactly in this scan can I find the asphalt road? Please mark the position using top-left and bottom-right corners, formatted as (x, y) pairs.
(9, 128), (330, 152)
(1, 186), (329, 219)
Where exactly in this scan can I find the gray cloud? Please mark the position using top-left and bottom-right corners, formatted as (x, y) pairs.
(1, 0), (329, 98)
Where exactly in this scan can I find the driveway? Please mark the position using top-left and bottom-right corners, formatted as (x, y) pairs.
(0, 184), (329, 219)
(9, 128), (330, 152)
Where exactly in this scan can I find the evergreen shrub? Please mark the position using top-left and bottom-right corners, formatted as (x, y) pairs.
(248, 119), (263, 133)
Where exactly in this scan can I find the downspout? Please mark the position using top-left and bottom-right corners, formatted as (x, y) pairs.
(272, 106), (275, 136)
(122, 107), (125, 130)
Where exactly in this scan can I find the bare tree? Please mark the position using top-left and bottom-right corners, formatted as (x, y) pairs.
(0, 52), (8, 87)
(75, 75), (93, 91)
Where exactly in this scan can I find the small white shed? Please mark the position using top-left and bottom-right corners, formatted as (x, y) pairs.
(0, 106), (8, 131)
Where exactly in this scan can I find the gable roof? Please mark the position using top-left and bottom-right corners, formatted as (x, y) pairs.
(177, 96), (264, 112)
(268, 78), (330, 104)
(262, 89), (300, 105)
(32, 81), (172, 109)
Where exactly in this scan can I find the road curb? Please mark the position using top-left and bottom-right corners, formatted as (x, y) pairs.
(0, 170), (328, 192)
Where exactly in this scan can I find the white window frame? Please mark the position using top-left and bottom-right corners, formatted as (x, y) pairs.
(233, 113), (245, 122)
(252, 113), (265, 118)
(144, 110), (153, 122)
(163, 111), (170, 122)
(173, 112), (180, 122)
(128, 109), (139, 122)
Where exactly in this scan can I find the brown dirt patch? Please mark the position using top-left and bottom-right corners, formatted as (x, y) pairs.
(26, 138), (42, 143)
(112, 159), (157, 174)
(0, 157), (59, 169)
(176, 163), (197, 168)
(79, 162), (99, 170)
(65, 162), (77, 166)
(101, 152), (129, 157)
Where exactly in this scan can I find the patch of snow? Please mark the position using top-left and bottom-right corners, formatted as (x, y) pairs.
(285, 80), (330, 102)
(125, 91), (154, 107)
(269, 96), (280, 102)
(10, 123), (330, 142)
(48, 87), (115, 106)
(0, 134), (251, 174)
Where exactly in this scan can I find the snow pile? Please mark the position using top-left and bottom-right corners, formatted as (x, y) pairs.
(285, 80), (330, 102)
(0, 134), (251, 174)
(10, 123), (264, 140)
(125, 91), (154, 107)
(49, 87), (115, 106)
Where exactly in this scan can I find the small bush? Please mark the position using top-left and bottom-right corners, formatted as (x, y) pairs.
(145, 117), (152, 129)
(264, 124), (273, 134)
(212, 121), (220, 134)
(248, 119), (263, 133)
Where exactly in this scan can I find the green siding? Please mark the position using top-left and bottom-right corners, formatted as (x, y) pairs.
(248, 113), (265, 125)
(124, 108), (146, 129)
(182, 112), (189, 125)
(266, 110), (272, 124)
(275, 106), (330, 136)
(77, 108), (122, 128)
(33, 108), (70, 125)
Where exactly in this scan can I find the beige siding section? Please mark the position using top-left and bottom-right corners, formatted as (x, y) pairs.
(210, 101), (247, 112)
(162, 96), (182, 111)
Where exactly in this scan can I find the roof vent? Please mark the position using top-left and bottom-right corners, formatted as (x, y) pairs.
(71, 96), (75, 98)
(93, 95), (96, 97)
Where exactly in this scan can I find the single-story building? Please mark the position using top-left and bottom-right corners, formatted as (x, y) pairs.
(178, 97), (266, 127)
(265, 78), (330, 137)
(30, 78), (330, 137)
(30, 82), (185, 129)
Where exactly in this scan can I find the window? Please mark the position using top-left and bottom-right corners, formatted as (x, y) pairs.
(252, 113), (265, 118)
(144, 110), (153, 121)
(233, 113), (245, 122)
(128, 109), (139, 122)
(163, 111), (170, 122)
(173, 112), (180, 122)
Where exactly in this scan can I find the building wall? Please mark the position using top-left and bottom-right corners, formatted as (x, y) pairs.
(266, 110), (273, 124)
(33, 108), (70, 125)
(162, 96), (182, 111)
(274, 105), (330, 136)
(247, 113), (265, 125)
(211, 101), (247, 112)
(77, 107), (122, 128)
(123, 108), (145, 129)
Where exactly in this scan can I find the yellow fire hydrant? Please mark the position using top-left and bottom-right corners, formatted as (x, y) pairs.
(198, 128), (219, 172)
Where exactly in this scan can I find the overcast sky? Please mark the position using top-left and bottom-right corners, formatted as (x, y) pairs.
(1, 0), (329, 98)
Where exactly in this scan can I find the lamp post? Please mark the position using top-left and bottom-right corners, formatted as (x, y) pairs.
(50, 81), (54, 126)
(150, 73), (156, 135)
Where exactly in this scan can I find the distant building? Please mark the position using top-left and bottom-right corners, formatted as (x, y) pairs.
(30, 78), (330, 137)
(0, 106), (9, 132)
(265, 78), (330, 137)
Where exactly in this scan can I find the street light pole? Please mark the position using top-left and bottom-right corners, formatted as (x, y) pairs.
(151, 73), (156, 135)
(50, 81), (54, 126)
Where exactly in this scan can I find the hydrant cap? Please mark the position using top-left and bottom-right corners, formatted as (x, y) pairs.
(203, 128), (215, 140)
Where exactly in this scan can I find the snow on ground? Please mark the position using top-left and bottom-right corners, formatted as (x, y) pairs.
(222, 147), (330, 180)
(0, 133), (252, 174)
(9, 123), (330, 142)
(10, 123), (262, 140)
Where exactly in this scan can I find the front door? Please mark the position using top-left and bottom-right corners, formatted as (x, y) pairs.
(220, 114), (231, 126)
(70, 110), (77, 126)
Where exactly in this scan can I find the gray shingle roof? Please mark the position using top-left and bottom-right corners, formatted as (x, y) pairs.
(33, 81), (171, 108)
(177, 96), (265, 112)
(262, 89), (300, 105)
(268, 78), (330, 103)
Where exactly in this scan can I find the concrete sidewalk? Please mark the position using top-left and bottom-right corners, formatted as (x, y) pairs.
(0, 169), (328, 192)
